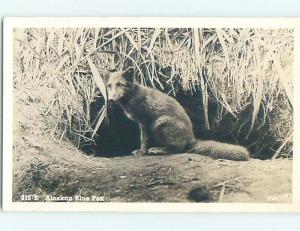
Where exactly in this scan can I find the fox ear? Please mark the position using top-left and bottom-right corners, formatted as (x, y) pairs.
(102, 70), (110, 84)
(122, 67), (134, 83)
(102, 69), (116, 84)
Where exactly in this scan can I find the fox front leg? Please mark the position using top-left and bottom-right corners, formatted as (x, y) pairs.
(132, 123), (149, 156)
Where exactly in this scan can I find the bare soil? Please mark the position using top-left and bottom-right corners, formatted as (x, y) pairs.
(12, 94), (292, 203)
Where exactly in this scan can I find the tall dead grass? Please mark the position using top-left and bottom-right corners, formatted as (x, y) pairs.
(13, 27), (293, 158)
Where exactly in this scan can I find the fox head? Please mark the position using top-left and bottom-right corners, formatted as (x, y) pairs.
(106, 67), (135, 102)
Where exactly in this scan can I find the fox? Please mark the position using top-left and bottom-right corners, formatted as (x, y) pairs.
(105, 67), (250, 161)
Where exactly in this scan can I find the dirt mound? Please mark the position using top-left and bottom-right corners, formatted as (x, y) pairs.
(12, 95), (292, 203)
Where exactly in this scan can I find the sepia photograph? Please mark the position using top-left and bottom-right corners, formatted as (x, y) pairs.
(2, 17), (300, 212)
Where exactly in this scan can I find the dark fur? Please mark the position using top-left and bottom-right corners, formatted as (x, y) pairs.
(106, 68), (250, 161)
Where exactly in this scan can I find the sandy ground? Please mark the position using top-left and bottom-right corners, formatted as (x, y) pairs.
(12, 94), (292, 203)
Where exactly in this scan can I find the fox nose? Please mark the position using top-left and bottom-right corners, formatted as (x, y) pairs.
(108, 95), (117, 102)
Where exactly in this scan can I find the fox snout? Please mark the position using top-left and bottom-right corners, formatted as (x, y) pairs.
(107, 90), (121, 102)
(107, 93), (116, 102)
(108, 97), (117, 102)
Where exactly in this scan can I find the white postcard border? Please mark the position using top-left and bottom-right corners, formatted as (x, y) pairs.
(3, 17), (300, 212)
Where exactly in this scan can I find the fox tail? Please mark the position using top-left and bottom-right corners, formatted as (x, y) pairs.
(188, 140), (250, 161)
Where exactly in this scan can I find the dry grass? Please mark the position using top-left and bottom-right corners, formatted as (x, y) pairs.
(13, 27), (293, 158)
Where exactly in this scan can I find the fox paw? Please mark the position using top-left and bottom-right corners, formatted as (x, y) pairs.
(147, 147), (169, 155)
(132, 149), (147, 156)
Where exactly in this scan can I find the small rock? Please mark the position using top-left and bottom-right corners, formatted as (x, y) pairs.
(188, 186), (210, 202)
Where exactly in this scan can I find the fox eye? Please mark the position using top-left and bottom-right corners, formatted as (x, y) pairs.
(116, 83), (125, 87)
(107, 83), (112, 88)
